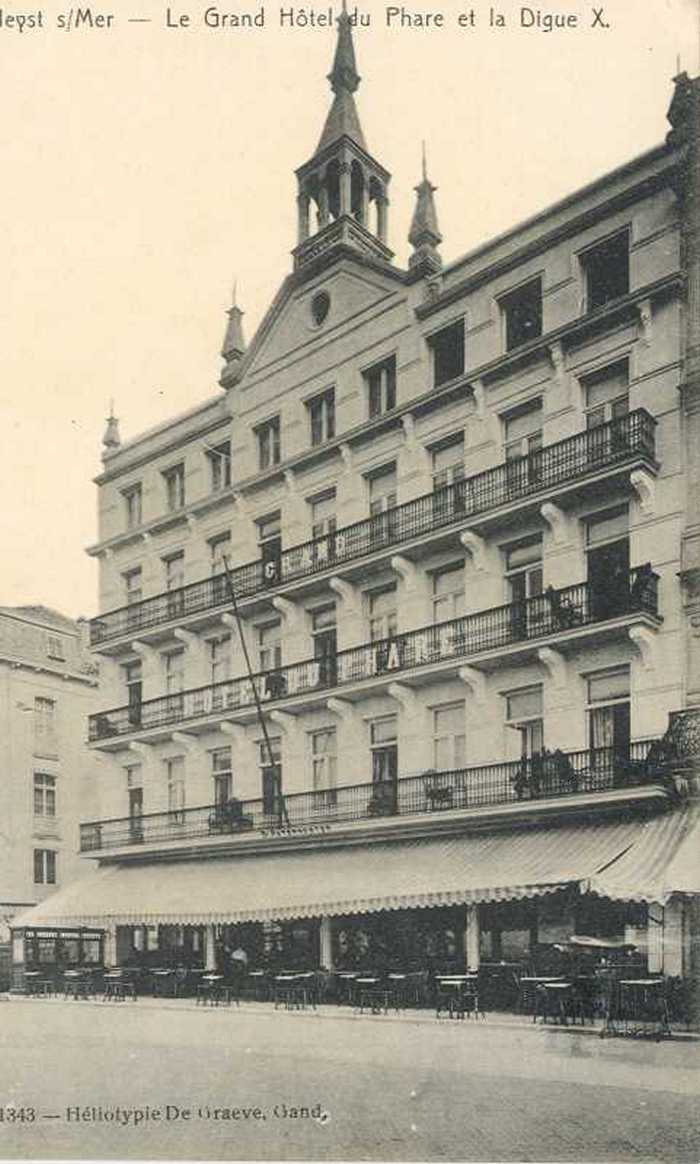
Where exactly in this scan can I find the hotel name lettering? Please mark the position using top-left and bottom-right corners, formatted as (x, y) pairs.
(0, 5), (611, 33)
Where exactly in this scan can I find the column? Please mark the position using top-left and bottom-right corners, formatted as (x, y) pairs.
(318, 184), (329, 229)
(104, 926), (117, 968)
(376, 194), (388, 243)
(297, 192), (310, 242)
(205, 924), (217, 972)
(319, 916), (334, 971)
(663, 898), (685, 977)
(464, 904), (480, 971)
(339, 163), (352, 217)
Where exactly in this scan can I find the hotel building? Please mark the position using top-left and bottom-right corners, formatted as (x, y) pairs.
(14, 20), (700, 1000)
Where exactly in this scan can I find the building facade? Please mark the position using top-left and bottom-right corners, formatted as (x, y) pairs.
(14, 22), (700, 998)
(0, 607), (99, 931)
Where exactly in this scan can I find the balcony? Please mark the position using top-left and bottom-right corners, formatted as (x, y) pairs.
(79, 738), (670, 856)
(89, 410), (656, 647)
(88, 565), (660, 744)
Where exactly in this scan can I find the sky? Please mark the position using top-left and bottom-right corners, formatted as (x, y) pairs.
(0, 0), (698, 620)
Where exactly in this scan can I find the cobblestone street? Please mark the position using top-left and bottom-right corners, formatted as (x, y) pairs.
(0, 996), (697, 1161)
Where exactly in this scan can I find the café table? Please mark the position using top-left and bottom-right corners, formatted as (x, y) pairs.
(103, 970), (137, 1002)
(518, 976), (565, 1020)
(23, 971), (53, 997)
(537, 981), (574, 1025)
(62, 969), (95, 1000)
(273, 972), (315, 1011)
(354, 976), (398, 1016)
(435, 974), (483, 1021)
(616, 978), (671, 1039)
(335, 971), (361, 1005)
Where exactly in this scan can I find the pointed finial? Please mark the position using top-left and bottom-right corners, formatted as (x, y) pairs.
(102, 401), (121, 450)
(409, 146), (442, 274)
(328, 0), (360, 94)
(221, 281), (246, 364)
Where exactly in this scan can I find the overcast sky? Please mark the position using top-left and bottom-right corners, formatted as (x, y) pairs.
(1, 0), (698, 620)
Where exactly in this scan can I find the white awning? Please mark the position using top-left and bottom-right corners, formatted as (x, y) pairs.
(12, 816), (644, 929)
(586, 805), (700, 904)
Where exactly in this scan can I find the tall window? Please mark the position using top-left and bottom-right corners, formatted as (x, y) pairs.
(162, 463), (186, 512)
(163, 651), (185, 696)
(46, 634), (66, 661)
(368, 585), (397, 641)
(126, 766), (143, 840)
(500, 278), (543, 351)
(124, 660), (142, 727)
(586, 506), (630, 620)
(504, 538), (543, 604)
(587, 667), (631, 759)
(505, 686), (544, 761)
(209, 532), (231, 575)
(310, 491), (337, 540)
(312, 605), (337, 685)
(433, 704), (466, 770)
(124, 567), (142, 607)
(206, 440), (231, 492)
(368, 464), (397, 516)
(33, 773), (56, 817)
(256, 417), (281, 470)
(582, 230), (629, 312)
(370, 716), (398, 802)
(122, 483), (142, 529)
(208, 635), (231, 685)
(33, 849), (56, 885)
(429, 319), (465, 387)
(432, 436), (465, 490)
(260, 736), (283, 816)
(583, 360), (629, 428)
(166, 757), (185, 824)
(211, 748), (232, 806)
(311, 728), (337, 802)
(257, 512), (282, 587)
(163, 552), (185, 593)
(34, 697), (57, 755)
(432, 564), (465, 623)
(258, 621), (282, 671)
(364, 356), (396, 418)
(503, 399), (543, 461)
(308, 389), (335, 446)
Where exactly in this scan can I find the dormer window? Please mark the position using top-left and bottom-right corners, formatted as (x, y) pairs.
(256, 417), (281, 471)
(582, 230), (629, 313)
(500, 278), (542, 351)
(429, 320), (465, 387)
(206, 441), (231, 492)
(365, 356), (396, 418)
(162, 464), (185, 512)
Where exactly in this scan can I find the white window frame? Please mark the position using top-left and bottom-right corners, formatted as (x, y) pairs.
(256, 417), (281, 471)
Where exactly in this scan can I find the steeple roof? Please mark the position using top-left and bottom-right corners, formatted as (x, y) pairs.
(316, 2), (367, 154)
(408, 145), (442, 272)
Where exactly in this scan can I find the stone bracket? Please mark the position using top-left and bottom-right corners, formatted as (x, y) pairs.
(636, 298), (653, 346)
(128, 740), (152, 756)
(630, 468), (656, 516)
(471, 378), (485, 419)
(460, 530), (488, 571)
(540, 502), (572, 545)
(130, 640), (156, 662)
(340, 443), (353, 472)
(329, 575), (361, 616)
(388, 682), (418, 713)
(390, 554), (418, 585)
(270, 709), (298, 732)
(327, 697), (355, 722)
(174, 627), (200, 649)
(220, 722), (247, 746)
(629, 625), (656, 671)
(548, 341), (567, 387)
(537, 646), (567, 687)
(458, 665), (486, 702)
(171, 731), (198, 750)
(284, 468), (296, 494)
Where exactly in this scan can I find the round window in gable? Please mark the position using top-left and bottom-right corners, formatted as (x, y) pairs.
(311, 291), (331, 327)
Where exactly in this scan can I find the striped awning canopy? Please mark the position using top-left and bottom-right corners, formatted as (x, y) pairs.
(12, 816), (649, 929)
(587, 804), (700, 905)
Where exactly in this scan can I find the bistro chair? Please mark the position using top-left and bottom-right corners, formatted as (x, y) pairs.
(354, 973), (400, 1016)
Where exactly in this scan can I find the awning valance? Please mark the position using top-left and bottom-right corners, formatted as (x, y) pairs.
(12, 817), (644, 929)
(586, 805), (700, 904)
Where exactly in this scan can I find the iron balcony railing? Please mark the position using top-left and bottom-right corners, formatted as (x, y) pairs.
(79, 738), (664, 852)
(89, 410), (656, 645)
(88, 565), (659, 742)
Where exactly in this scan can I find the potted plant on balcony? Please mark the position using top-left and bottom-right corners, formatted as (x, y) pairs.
(422, 770), (453, 810)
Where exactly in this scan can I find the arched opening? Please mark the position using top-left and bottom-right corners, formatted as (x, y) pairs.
(325, 160), (341, 222)
(351, 161), (366, 225)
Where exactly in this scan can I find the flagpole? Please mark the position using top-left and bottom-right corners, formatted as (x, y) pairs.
(221, 554), (289, 827)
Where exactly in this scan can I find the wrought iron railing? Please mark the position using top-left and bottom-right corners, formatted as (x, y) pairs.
(79, 738), (663, 852)
(89, 410), (656, 645)
(88, 566), (659, 742)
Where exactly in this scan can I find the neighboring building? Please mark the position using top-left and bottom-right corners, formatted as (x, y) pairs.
(0, 607), (99, 932)
(14, 20), (700, 998)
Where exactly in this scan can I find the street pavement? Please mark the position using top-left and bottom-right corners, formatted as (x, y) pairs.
(0, 996), (698, 1161)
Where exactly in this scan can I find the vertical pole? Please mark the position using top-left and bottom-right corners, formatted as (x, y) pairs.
(464, 904), (480, 972)
(319, 917), (334, 971)
(104, 927), (117, 968)
(205, 924), (217, 972)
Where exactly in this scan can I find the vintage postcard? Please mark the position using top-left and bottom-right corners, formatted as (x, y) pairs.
(1, 0), (699, 1159)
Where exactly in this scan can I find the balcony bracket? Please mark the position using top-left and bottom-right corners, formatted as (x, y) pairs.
(537, 646), (567, 687)
(130, 640), (157, 662)
(327, 697), (355, 722)
(128, 740), (152, 756)
(272, 595), (300, 623)
(636, 298), (653, 347)
(548, 341), (567, 391)
(233, 491), (249, 516)
(270, 709), (298, 732)
(629, 625), (656, 671)
(458, 665), (486, 702)
(471, 378), (485, 418)
(174, 628), (200, 649)
(284, 468), (296, 494)
(540, 502), (572, 545)
(340, 443), (353, 473)
(186, 513), (198, 534)
(401, 412), (417, 448)
(630, 468), (656, 516)
(459, 530), (488, 571)
(172, 731), (198, 749)
(141, 531), (152, 547)
(220, 721), (247, 745)
(391, 555), (418, 586)
(329, 576), (361, 616)
(388, 682), (417, 713)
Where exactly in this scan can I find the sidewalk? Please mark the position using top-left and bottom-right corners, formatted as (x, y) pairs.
(6, 990), (698, 1039)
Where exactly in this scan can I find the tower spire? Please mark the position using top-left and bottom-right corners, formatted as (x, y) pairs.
(316, 3), (366, 153)
(408, 143), (442, 273)
(102, 400), (121, 451)
(221, 282), (246, 373)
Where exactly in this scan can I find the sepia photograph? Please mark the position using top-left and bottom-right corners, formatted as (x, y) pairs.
(1, 0), (700, 1159)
